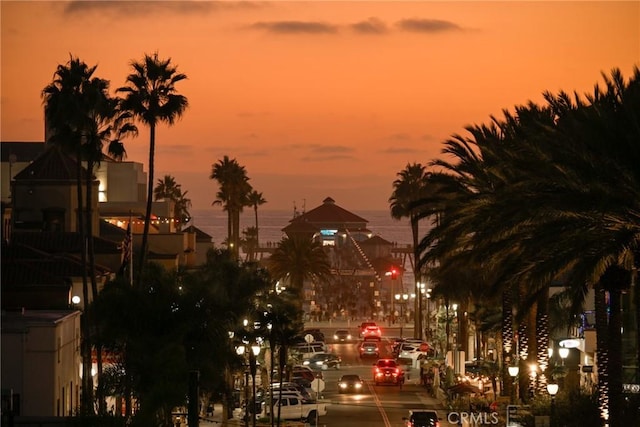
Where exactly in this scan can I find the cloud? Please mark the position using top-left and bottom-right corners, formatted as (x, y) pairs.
(63, 0), (263, 17)
(396, 18), (462, 33)
(381, 146), (423, 154)
(249, 21), (338, 34)
(386, 133), (411, 141)
(351, 17), (388, 35)
(309, 145), (353, 154)
(300, 154), (354, 162)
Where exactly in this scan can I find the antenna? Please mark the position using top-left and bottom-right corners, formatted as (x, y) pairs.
(302, 198), (306, 214)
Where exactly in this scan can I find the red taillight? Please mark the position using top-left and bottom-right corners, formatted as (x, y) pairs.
(435, 422), (440, 427)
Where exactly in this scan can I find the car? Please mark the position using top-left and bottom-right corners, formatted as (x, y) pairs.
(363, 325), (382, 338)
(402, 409), (441, 427)
(333, 329), (352, 343)
(337, 374), (365, 394)
(373, 358), (404, 386)
(291, 365), (318, 382)
(359, 321), (377, 336)
(293, 342), (327, 360)
(397, 342), (430, 367)
(269, 382), (314, 402)
(359, 341), (380, 358)
(302, 352), (341, 370)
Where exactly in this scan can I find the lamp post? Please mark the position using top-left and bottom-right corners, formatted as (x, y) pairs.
(249, 344), (260, 427)
(390, 268), (398, 324)
(395, 293), (409, 338)
(236, 345), (250, 427)
(547, 383), (559, 426)
(425, 287), (432, 341)
(508, 363), (520, 405)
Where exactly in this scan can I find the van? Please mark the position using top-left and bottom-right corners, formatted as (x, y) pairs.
(293, 342), (326, 360)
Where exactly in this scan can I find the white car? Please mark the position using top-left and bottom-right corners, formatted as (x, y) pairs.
(398, 342), (429, 368)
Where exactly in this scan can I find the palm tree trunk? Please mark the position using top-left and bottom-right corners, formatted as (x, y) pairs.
(526, 302), (538, 401)
(535, 289), (549, 396)
(138, 123), (156, 286)
(410, 216), (421, 339)
(85, 161), (105, 414)
(608, 287), (623, 427)
(634, 273), (640, 390)
(233, 207), (241, 259)
(254, 206), (259, 248)
(459, 299), (469, 357)
(75, 151), (94, 415)
(594, 281), (610, 425)
(502, 288), (514, 397)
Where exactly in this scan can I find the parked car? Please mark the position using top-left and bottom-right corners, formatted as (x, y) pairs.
(269, 382), (314, 402)
(337, 374), (364, 394)
(397, 342), (430, 367)
(402, 409), (441, 427)
(291, 365), (318, 382)
(303, 352), (342, 370)
(373, 358), (404, 386)
(333, 329), (352, 343)
(293, 342), (327, 360)
(359, 341), (380, 358)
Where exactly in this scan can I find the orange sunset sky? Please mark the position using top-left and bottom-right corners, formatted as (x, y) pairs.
(1, 1), (639, 212)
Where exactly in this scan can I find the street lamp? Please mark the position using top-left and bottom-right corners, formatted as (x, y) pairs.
(547, 383), (559, 426)
(558, 347), (570, 362)
(249, 344), (260, 427)
(395, 293), (409, 338)
(388, 268), (398, 324)
(235, 345), (250, 427)
(508, 363), (520, 404)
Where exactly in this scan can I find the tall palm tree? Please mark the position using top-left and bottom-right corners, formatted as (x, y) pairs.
(117, 52), (188, 285)
(267, 236), (332, 315)
(42, 55), (110, 415)
(389, 162), (431, 339)
(248, 190), (267, 247)
(210, 156), (252, 259)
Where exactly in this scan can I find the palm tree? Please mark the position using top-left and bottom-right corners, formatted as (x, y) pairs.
(154, 174), (181, 201)
(117, 52), (188, 285)
(389, 162), (431, 339)
(418, 67), (640, 424)
(210, 156), (252, 259)
(154, 174), (192, 230)
(42, 55), (111, 415)
(248, 190), (267, 247)
(267, 236), (332, 315)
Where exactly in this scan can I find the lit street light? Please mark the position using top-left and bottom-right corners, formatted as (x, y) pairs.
(395, 293), (409, 338)
(547, 383), (559, 426)
(508, 362), (520, 405)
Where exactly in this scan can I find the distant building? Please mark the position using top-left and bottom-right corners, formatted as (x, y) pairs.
(279, 197), (406, 321)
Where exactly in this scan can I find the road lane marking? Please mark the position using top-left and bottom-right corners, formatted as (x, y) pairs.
(367, 381), (392, 427)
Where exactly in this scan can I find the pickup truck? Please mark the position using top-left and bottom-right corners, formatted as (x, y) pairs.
(260, 395), (328, 425)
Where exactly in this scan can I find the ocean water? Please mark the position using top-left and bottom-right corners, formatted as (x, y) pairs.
(189, 209), (416, 247)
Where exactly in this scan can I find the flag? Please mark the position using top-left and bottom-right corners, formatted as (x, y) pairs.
(118, 222), (132, 277)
